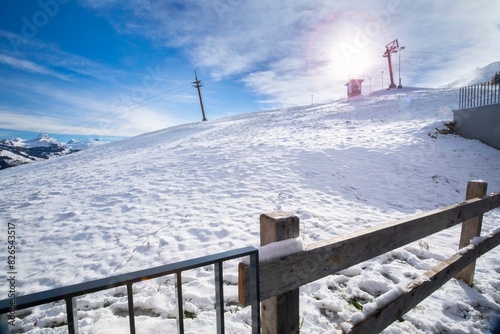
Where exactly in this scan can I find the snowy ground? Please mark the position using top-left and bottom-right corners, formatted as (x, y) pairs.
(0, 87), (499, 333)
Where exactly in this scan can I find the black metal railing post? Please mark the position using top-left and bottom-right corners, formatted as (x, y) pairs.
(176, 271), (184, 334)
(249, 251), (260, 334)
(65, 297), (79, 334)
(459, 80), (500, 110)
(215, 261), (225, 334)
(127, 283), (136, 334)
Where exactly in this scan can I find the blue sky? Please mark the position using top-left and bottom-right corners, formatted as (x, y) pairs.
(0, 0), (499, 141)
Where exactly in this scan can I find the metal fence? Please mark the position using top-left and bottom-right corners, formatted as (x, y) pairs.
(0, 247), (260, 334)
(459, 81), (500, 109)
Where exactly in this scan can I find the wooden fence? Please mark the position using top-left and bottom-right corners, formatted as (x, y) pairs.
(238, 181), (500, 333)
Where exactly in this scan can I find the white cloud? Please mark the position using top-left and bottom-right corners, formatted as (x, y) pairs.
(0, 106), (184, 138)
(81, 0), (500, 105)
(0, 30), (121, 82)
(0, 54), (71, 80)
(0, 72), (192, 137)
(0, 111), (94, 135)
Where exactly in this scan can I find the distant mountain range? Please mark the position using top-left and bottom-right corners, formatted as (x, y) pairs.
(0, 134), (107, 170)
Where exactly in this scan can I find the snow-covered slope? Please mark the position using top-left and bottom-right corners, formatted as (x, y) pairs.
(1, 87), (499, 333)
(65, 138), (108, 151)
(443, 61), (500, 88)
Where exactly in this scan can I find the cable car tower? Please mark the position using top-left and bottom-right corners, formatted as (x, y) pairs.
(383, 39), (399, 89)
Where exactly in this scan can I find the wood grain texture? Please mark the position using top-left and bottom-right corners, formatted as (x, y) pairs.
(456, 181), (488, 285)
(239, 192), (500, 306)
(259, 212), (300, 334)
(347, 230), (500, 333)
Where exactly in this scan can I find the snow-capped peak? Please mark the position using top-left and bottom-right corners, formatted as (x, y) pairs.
(24, 134), (62, 148)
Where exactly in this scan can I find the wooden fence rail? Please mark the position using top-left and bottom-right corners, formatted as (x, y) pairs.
(238, 181), (500, 333)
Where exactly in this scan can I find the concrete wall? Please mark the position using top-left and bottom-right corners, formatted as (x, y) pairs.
(453, 104), (500, 150)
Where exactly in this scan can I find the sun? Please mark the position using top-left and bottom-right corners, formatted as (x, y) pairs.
(307, 12), (382, 81)
(348, 53), (374, 79)
(328, 43), (376, 81)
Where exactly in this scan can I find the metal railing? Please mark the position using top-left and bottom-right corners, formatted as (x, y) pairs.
(0, 247), (260, 334)
(459, 80), (500, 109)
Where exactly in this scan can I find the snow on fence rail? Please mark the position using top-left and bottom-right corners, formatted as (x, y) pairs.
(458, 80), (500, 109)
(238, 181), (500, 333)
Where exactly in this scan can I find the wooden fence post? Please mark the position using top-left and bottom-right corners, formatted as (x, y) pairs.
(260, 212), (300, 334)
(455, 181), (488, 285)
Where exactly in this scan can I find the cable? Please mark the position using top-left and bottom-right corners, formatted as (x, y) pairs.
(405, 50), (499, 59)
(53, 48), (499, 140)
(53, 83), (193, 140)
(200, 49), (499, 89)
